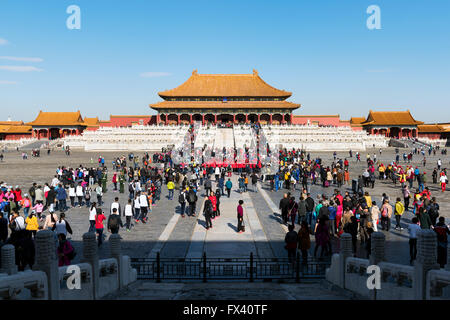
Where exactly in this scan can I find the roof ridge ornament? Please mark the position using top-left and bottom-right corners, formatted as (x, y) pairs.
(253, 69), (258, 75)
(192, 69), (198, 75)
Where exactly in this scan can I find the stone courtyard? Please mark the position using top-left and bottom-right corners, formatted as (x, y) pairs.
(1, 146), (448, 268)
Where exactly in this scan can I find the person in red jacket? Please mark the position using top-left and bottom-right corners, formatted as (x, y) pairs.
(209, 194), (217, 220)
(95, 208), (106, 247)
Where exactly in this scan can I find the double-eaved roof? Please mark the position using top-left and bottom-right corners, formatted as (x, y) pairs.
(158, 70), (292, 98)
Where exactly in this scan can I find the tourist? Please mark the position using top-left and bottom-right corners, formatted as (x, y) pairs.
(279, 193), (290, 225)
(167, 179), (175, 200)
(139, 191), (149, 223)
(110, 197), (121, 215)
(433, 217), (449, 268)
(178, 188), (187, 217)
(225, 178), (232, 198)
(408, 217), (421, 265)
(251, 173), (258, 193)
(89, 202), (97, 233)
(53, 213), (73, 237)
(427, 197), (440, 226)
(133, 193), (141, 222)
(439, 172), (447, 192)
(417, 207), (432, 229)
(284, 224), (298, 263)
(95, 208), (106, 247)
(124, 199), (133, 231)
(305, 193), (315, 229)
(237, 200), (245, 233)
(297, 221), (311, 263)
(43, 210), (58, 231)
(0, 211), (8, 243)
(68, 184), (76, 207)
(204, 176), (212, 197)
(393, 197), (405, 230)
(55, 184), (67, 212)
(21, 194), (31, 218)
(215, 188), (221, 217)
(28, 183), (36, 207)
(203, 197), (213, 230)
(380, 200), (392, 231)
(314, 217), (330, 258)
(25, 211), (39, 239)
(84, 186), (91, 207)
(95, 184), (103, 206)
(108, 208), (123, 234)
(187, 187), (198, 217)
(403, 185), (411, 211)
(297, 196), (307, 226)
(57, 233), (75, 267)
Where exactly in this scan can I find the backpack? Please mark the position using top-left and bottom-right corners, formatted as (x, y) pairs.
(188, 191), (196, 203)
(178, 193), (185, 204)
(381, 206), (388, 217)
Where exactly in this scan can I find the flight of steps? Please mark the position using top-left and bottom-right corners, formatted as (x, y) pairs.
(213, 128), (235, 150)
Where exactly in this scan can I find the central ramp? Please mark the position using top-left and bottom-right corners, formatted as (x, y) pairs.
(186, 176), (273, 259)
(213, 128), (234, 150)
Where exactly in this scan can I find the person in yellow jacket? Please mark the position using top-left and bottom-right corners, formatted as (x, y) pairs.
(25, 211), (39, 238)
(394, 197), (405, 230)
(167, 180), (175, 200)
(364, 192), (372, 208)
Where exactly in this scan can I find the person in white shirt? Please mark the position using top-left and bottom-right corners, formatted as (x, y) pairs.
(138, 192), (148, 223)
(110, 197), (121, 215)
(133, 194), (140, 222)
(89, 203), (97, 233)
(68, 184), (76, 207)
(408, 217), (421, 265)
(124, 199), (133, 231)
(76, 184), (84, 207)
(53, 213), (72, 237)
(51, 176), (60, 188)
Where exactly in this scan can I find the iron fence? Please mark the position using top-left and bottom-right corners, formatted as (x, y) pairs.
(131, 252), (330, 282)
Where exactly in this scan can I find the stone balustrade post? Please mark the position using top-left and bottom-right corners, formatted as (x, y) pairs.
(109, 234), (123, 289)
(446, 242), (450, 272)
(414, 230), (439, 300)
(82, 232), (99, 299)
(340, 233), (353, 288)
(35, 230), (59, 300)
(1, 244), (18, 275)
(369, 232), (385, 265)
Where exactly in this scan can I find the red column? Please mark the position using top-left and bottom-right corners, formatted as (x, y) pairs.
(290, 114), (293, 124)
(269, 114), (273, 124)
(157, 114), (160, 124)
(233, 114), (236, 124)
(214, 114), (217, 124)
(245, 114), (248, 123)
(398, 129), (402, 139)
(202, 114), (205, 126)
(257, 114), (260, 123)
(177, 114), (180, 125)
(190, 114), (193, 124)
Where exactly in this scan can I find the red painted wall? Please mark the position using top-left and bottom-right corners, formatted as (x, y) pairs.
(2, 133), (32, 140)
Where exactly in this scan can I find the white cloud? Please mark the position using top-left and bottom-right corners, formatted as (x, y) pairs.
(0, 66), (43, 72)
(0, 56), (43, 62)
(140, 72), (171, 78)
(0, 38), (8, 45)
(0, 80), (18, 85)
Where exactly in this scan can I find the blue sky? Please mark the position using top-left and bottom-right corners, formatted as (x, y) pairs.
(0, 0), (449, 122)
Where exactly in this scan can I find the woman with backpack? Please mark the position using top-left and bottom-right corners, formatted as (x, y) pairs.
(53, 212), (73, 237)
(84, 186), (91, 207)
(57, 233), (75, 266)
(43, 210), (59, 231)
(380, 199), (392, 231)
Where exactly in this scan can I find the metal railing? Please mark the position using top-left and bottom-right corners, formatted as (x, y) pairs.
(131, 252), (330, 282)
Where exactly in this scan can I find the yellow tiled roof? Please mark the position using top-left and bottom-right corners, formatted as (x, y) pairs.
(361, 111), (423, 126)
(159, 70), (292, 98)
(27, 111), (86, 126)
